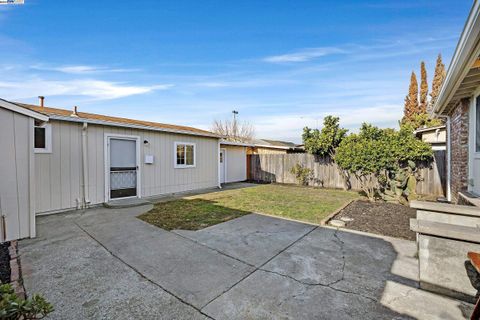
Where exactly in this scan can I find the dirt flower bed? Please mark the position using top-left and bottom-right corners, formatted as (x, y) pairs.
(0, 241), (11, 283)
(334, 200), (416, 241)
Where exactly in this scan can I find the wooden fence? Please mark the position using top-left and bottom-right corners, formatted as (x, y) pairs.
(248, 151), (446, 196)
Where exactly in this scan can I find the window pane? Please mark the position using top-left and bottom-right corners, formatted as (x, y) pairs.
(35, 127), (46, 149)
(186, 145), (194, 165)
(477, 97), (480, 152)
(220, 152), (223, 163)
(176, 145), (185, 165)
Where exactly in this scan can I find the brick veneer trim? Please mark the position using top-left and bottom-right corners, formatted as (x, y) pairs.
(448, 98), (470, 203)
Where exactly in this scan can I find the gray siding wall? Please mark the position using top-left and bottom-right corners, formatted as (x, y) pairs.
(224, 145), (247, 183)
(0, 108), (35, 240)
(35, 120), (219, 213)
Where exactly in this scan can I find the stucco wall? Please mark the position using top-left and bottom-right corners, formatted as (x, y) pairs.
(0, 108), (35, 240)
(35, 120), (219, 213)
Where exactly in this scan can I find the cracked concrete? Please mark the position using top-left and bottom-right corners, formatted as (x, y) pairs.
(19, 200), (473, 319)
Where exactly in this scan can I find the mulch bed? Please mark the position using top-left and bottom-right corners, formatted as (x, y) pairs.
(0, 241), (11, 283)
(334, 200), (416, 241)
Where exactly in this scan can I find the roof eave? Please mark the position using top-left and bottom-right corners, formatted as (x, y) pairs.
(48, 114), (221, 138)
(0, 99), (49, 121)
(413, 125), (446, 134)
(433, 0), (480, 116)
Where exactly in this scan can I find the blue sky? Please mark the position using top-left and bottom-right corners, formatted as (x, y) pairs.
(0, 0), (473, 142)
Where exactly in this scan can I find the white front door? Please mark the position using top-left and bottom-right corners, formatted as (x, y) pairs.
(220, 149), (226, 184)
(107, 136), (139, 200)
(471, 96), (480, 195)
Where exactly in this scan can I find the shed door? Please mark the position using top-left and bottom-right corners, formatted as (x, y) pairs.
(109, 138), (138, 199)
(220, 149), (226, 184)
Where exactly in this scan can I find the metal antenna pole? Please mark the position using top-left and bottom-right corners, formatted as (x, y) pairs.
(232, 110), (239, 140)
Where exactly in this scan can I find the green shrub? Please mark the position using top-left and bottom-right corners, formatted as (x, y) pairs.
(0, 284), (53, 320)
(302, 116), (348, 157)
(335, 123), (432, 201)
(290, 163), (312, 186)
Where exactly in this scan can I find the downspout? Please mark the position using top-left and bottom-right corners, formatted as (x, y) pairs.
(217, 139), (222, 189)
(438, 115), (452, 202)
(82, 122), (90, 208)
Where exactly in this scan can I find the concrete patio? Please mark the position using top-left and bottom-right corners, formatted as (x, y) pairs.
(19, 202), (473, 319)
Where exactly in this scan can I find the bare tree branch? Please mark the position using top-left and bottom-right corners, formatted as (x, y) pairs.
(211, 119), (255, 142)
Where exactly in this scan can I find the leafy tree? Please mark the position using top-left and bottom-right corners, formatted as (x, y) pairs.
(400, 113), (443, 132)
(302, 116), (348, 157)
(335, 123), (432, 201)
(419, 61), (428, 114)
(429, 54), (446, 114)
(404, 72), (419, 120)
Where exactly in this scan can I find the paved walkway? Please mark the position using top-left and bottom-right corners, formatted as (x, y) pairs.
(20, 201), (472, 319)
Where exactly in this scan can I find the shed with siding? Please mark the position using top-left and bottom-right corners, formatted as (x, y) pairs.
(219, 140), (249, 183)
(0, 98), (222, 240)
(0, 99), (49, 241)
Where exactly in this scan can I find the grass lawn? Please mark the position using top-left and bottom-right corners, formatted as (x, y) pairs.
(139, 184), (361, 230)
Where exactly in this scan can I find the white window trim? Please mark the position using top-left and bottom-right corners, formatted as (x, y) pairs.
(34, 122), (52, 154)
(469, 91), (480, 194)
(174, 142), (196, 168)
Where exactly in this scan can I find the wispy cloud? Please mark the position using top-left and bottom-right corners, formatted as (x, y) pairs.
(263, 47), (347, 63)
(31, 64), (141, 74)
(0, 79), (172, 100)
(251, 104), (402, 142)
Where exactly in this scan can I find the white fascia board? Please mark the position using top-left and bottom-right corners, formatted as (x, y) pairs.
(0, 99), (49, 121)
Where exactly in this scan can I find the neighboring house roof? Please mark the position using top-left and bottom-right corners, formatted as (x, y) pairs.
(433, 1), (480, 116)
(219, 138), (303, 150)
(15, 101), (221, 138)
(0, 98), (49, 121)
(219, 139), (254, 147)
(413, 125), (446, 134)
(251, 139), (303, 150)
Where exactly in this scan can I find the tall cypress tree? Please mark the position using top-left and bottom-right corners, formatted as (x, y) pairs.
(419, 61), (428, 113)
(404, 71), (419, 120)
(429, 54), (446, 114)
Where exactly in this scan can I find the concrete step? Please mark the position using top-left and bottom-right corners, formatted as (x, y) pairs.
(104, 198), (151, 209)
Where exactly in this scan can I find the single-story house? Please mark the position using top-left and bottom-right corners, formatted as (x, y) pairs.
(247, 139), (304, 154)
(414, 125), (446, 151)
(0, 98), (227, 241)
(409, 1), (480, 303)
(432, 0), (480, 206)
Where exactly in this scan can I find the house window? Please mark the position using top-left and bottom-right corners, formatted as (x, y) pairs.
(34, 121), (52, 153)
(175, 142), (195, 168)
(477, 96), (480, 152)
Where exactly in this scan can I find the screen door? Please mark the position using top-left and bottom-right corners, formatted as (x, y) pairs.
(109, 138), (137, 199)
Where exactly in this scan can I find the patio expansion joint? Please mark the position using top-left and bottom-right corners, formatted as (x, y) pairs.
(171, 231), (257, 268)
(73, 221), (216, 320)
(200, 225), (319, 310)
